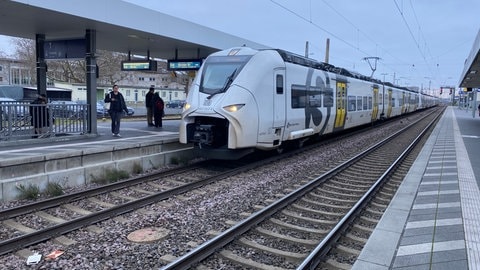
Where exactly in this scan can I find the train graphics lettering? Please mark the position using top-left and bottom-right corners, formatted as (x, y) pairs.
(294, 68), (332, 135)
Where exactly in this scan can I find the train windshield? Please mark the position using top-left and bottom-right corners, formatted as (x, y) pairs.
(200, 55), (252, 95)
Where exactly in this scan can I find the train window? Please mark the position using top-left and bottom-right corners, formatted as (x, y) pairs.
(356, 97), (362, 111)
(363, 96), (368, 110)
(378, 94), (383, 105)
(199, 55), (251, 94)
(309, 95), (321, 107)
(324, 90), (334, 107)
(276, 75), (284, 94)
(392, 98), (396, 107)
(309, 86), (322, 107)
(291, 84), (306, 108)
(348, 96), (356, 111)
(368, 96), (373, 109)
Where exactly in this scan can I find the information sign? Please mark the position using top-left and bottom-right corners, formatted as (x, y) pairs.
(167, 59), (202, 71)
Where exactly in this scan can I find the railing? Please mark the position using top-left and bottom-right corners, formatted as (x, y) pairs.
(0, 102), (88, 141)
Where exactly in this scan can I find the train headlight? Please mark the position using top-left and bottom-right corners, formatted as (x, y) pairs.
(223, 104), (245, 112)
(184, 103), (191, 110)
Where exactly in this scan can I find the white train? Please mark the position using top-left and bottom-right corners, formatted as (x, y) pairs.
(179, 47), (437, 159)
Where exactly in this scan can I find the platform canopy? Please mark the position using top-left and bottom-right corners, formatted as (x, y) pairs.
(0, 0), (270, 60)
(459, 29), (480, 88)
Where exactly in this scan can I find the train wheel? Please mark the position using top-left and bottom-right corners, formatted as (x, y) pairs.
(296, 138), (308, 149)
(276, 145), (285, 154)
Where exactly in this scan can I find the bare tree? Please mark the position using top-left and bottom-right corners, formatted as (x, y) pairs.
(12, 38), (36, 84)
(96, 50), (129, 85)
(11, 38), (133, 85)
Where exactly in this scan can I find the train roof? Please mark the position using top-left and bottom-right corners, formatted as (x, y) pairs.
(273, 49), (412, 92)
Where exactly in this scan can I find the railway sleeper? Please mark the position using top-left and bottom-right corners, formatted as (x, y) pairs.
(365, 207), (384, 221)
(372, 196), (390, 205)
(291, 203), (344, 218)
(324, 257), (354, 270)
(63, 203), (93, 215)
(269, 218), (329, 235)
(254, 227), (319, 247)
(301, 197), (352, 211)
(218, 250), (289, 270)
(35, 210), (67, 224)
(336, 242), (362, 256)
(378, 189), (395, 198)
(352, 223), (374, 234)
(310, 191), (358, 203)
(359, 215), (378, 224)
(343, 170), (384, 178)
(281, 209), (337, 225)
(349, 164), (386, 173)
(366, 201), (388, 215)
(322, 183), (367, 195)
(332, 175), (376, 186)
(237, 237), (307, 262)
(329, 178), (372, 188)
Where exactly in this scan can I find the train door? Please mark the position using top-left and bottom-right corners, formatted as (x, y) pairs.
(387, 88), (393, 117)
(401, 92), (406, 113)
(406, 92), (411, 112)
(273, 69), (286, 141)
(334, 81), (346, 129)
(371, 86), (379, 121)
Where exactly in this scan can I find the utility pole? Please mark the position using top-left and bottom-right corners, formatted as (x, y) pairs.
(305, 41), (309, 58)
(381, 73), (388, 82)
(325, 38), (330, 63)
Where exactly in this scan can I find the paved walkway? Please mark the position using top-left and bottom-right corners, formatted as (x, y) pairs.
(353, 106), (480, 269)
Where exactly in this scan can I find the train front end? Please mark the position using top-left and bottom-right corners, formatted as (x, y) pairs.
(179, 47), (261, 160)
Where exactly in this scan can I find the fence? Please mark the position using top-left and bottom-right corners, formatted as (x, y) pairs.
(0, 101), (88, 141)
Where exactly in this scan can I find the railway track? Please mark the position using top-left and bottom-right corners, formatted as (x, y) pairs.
(0, 132), (341, 257)
(0, 160), (254, 255)
(160, 108), (443, 269)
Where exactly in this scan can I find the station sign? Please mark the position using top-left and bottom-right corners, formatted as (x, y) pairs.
(167, 59), (202, 71)
(44, 39), (86, 59)
(121, 60), (157, 71)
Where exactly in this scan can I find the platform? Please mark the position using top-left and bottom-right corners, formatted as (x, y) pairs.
(0, 119), (193, 201)
(353, 106), (480, 270)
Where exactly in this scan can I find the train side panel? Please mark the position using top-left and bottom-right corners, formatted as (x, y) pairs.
(343, 79), (375, 129)
(280, 64), (336, 144)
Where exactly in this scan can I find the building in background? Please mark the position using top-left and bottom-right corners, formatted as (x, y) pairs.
(0, 57), (191, 103)
(0, 57), (32, 86)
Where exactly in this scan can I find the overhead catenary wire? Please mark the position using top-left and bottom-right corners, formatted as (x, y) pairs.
(270, 0), (419, 84)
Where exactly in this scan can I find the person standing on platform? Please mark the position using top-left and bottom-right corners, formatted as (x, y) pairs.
(29, 94), (50, 138)
(152, 92), (165, 128)
(104, 84), (128, 137)
(146, 87), (155, 126)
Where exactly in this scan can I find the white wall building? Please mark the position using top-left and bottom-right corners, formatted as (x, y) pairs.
(0, 57), (32, 86)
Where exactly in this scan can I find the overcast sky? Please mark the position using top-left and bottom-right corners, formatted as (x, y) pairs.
(123, 0), (479, 91)
(1, 0), (478, 91)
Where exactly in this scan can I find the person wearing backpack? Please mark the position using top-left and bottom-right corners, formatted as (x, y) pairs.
(152, 92), (165, 128)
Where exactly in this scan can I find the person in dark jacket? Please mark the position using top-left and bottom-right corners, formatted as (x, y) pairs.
(29, 94), (50, 138)
(104, 84), (128, 137)
(152, 92), (165, 128)
(145, 87), (155, 126)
